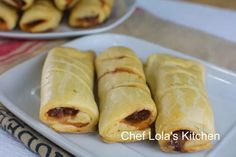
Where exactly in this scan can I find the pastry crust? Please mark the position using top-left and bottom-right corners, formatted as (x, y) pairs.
(145, 54), (215, 152)
(2, 0), (34, 10)
(0, 2), (18, 30)
(40, 47), (99, 133)
(69, 0), (113, 27)
(96, 46), (157, 142)
(20, 0), (62, 33)
(54, 0), (79, 10)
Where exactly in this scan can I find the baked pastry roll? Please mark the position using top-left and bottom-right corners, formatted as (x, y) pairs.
(145, 54), (215, 152)
(69, 0), (113, 27)
(0, 2), (18, 30)
(40, 47), (99, 133)
(96, 46), (157, 142)
(2, 0), (34, 10)
(54, 0), (79, 10)
(20, 0), (62, 33)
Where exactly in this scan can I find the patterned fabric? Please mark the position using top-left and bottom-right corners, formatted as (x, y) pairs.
(0, 104), (72, 157)
(0, 39), (66, 74)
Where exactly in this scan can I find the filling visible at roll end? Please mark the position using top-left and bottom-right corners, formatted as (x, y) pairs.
(168, 130), (193, 152)
(47, 107), (79, 118)
(22, 20), (46, 32)
(0, 18), (7, 30)
(46, 107), (89, 129)
(166, 130), (213, 152)
(76, 15), (99, 27)
(123, 110), (151, 130)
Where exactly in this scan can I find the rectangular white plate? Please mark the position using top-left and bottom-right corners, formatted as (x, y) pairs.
(0, 33), (236, 157)
(0, 0), (136, 39)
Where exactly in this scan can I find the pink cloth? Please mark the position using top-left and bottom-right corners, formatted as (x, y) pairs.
(0, 40), (46, 65)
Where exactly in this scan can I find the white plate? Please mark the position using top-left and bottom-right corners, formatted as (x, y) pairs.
(0, 0), (137, 39)
(0, 33), (236, 157)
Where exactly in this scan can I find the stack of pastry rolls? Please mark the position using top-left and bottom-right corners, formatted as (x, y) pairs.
(145, 54), (215, 152)
(20, 0), (62, 33)
(69, 0), (113, 28)
(96, 46), (157, 142)
(0, 0), (113, 32)
(0, 1), (18, 30)
(2, 0), (34, 10)
(40, 47), (99, 133)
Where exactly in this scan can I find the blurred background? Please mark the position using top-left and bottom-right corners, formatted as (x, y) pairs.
(113, 0), (236, 71)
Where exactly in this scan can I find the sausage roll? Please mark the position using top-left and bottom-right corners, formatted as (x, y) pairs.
(20, 0), (62, 33)
(0, 2), (18, 30)
(69, 0), (113, 28)
(145, 54), (215, 152)
(54, 0), (79, 10)
(40, 47), (99, 133)
(2, 0), (34, 10)
(96, 47), (157, 142)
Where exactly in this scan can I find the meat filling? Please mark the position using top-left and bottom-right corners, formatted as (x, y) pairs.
(125, 110), (151, 123)
(13, 0), (26, 8)
(47, 107), (79, 118)
(0, 18), (7, 30)
(66, 0), (73, 7)
(0, 18), (5, 24)
(123, 110), (151, 130)
(24, 20), (46, 29)
(77, 15), (99, 27)
(169, 130), (193, 152)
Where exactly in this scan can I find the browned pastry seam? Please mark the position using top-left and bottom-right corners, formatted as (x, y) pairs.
(98, 67), (144, 81)
(100, 56), (127, 61)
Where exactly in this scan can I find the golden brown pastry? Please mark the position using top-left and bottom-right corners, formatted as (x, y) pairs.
(69, 0), (113, 27)
(96, 46), (157, 142)
(0, 1), (18, 30)
(145, 54), (215, 152)
(20, 0), (62, 33)
(54, 0), (79, 10)
(2, 0), (34, 10)
(40, 47), (99, 133)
